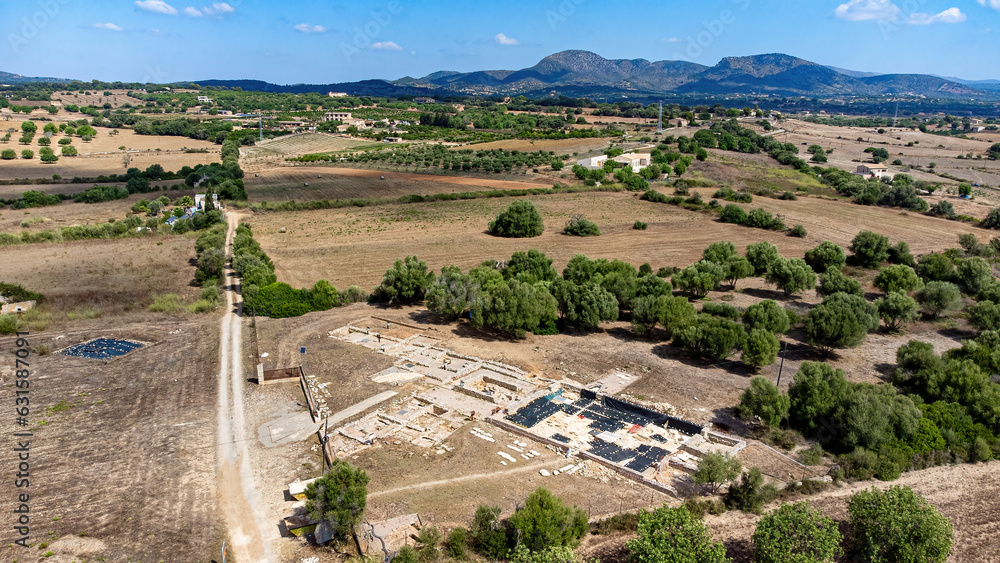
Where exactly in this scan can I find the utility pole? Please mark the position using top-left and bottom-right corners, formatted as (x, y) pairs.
(657, 102), (663, 135)
(258, 111), (263, 143)
(775, 341), (788, 387)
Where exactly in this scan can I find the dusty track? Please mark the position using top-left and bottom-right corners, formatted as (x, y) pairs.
(216, 212), (276, 562)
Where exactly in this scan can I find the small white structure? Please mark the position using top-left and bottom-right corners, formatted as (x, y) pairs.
(194, 193), (219, 210)
(327, 92), (348, 97)
(576, 154), (608, 169)
(1, 300), (36, 315)
(197, 96), (213, 103)
(853, 164), (891, 180)
(613, 153), (652, 173)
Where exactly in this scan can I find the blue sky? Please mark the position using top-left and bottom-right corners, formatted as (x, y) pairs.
(2, 0), (998, 83)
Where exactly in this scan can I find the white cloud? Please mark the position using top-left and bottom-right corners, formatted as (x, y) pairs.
(294, 23), (326, 33)
(371, 41), (402, 51)
(136, 0), (178, 15)
(978, 0), (1000, 11)
(184, 2), (234, 16)
(834, 0), (901, 21)
(210, 2), (234, 14)
(908, 7), (966, 24)
(494, 33), (519, 46)
(94, 22), (123, 31)
(662, 37), (680, 43)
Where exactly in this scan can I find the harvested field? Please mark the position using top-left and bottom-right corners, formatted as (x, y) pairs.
(0, 317), (223, 562)
(243, 164), (553, 201)
(245, 189), (981, 292)
(241, 132), (377, 160)
(0, 118), (220, 179)
(0, 235), (200, 316)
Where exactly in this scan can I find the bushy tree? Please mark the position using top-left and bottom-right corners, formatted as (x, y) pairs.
(874, 265), (923, 294)
(675, 315), (745, 360)
(304, 460), (369, 547)
(720, 204), (748, 225)
(702, 241), (738, 265)
(470, 505), (508, 560)
(371, 255), (434, 305)
(746, 242), (780, 275)
(743, 300), (790, 334)
(915, 281), (962, 316)
(425, 266), (475, 319)
(656, 294), (697, 338)
(817, 268), (864, 298)
(473, 278), (558, 337)
(847, 486), (953, 563)
(875, 291), (920, 332)
(505, 249), (558, 284)
(752, 502), (842, 563)
(765, 258), (817, 296)
(804, 241), (846, 273)
(693, 453), (743, 494)
(508, 545), (585, 563)
(928, 200), (955, 217)
(725, 467), (778, 514)
(673, 261), (724, 298)
(627, 506), (730, 563)
(723, 256), (754, 289)
(551, 280), (618, 329)
(916, 253), (954, 282)
(489, 200), (544, 238)
(738, 376), (789, 426)
(507, 488), (588, 553)
(955, 257), (994, 295)
(805, 293), (879, 352)
(445, 527), (468, 560)
(563, 214), (600, 236)
(742, 329), (781, 369)
(788, 362), (851, 434)
(980, 208), (1000, 230)
(850, 230), (890, 268)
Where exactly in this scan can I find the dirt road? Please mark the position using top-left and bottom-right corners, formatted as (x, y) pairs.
(216, 212), (277, 562)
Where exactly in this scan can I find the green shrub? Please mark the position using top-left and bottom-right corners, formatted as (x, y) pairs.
(489, 200), (544, 238)
(563, 215), (601, 236)
(0, 314), (20, 335)
(148, 293), (185, 313)
(632, 220), (648, 230)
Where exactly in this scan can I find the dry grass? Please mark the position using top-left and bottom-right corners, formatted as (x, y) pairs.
(0, 117), (220, 179)
(0, 235), (200, 316)
(245, 188), (981, 292)
(243, 164), (554, 201)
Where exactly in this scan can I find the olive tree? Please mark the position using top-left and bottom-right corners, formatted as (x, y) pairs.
(752, 502), (842, 563)
(850, 230), (890, 268)
(873, 265), (924, 294)
(765, 258), (817, 297)
(489, 200), (544, 238)
(737, 376), (789, 426)
(915, 281), (962, 316)
(804, 293), (879, 353)
(672, 261), (724, 299)
(371, 255), (434, 305)
(803, 241), (846, 273)
(627, 506), (730, 563)
(847, 486), (953, 563)
(875, 291), (920, 332)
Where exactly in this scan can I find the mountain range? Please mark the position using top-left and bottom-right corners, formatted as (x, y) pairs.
(4, 51), (996, 100)
(393, 51), (990, 100)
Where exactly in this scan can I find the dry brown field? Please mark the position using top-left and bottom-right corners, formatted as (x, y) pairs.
(243, 164), (554, 202)
(451, 137), (613, 154)
(0, 234), (201, 316)
(0, 316), (224, 562)
(0, 118), (220, 180)
(244, 188), (980, 293)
